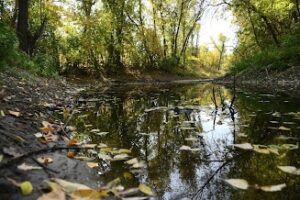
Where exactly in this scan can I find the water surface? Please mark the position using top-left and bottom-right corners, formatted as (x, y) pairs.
(64, 83), (300, 199)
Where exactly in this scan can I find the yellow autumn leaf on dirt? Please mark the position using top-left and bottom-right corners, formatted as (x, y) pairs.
(20, 181), (33, 195)
(138, 183), (154, 196)
(38, 182), (66, 200)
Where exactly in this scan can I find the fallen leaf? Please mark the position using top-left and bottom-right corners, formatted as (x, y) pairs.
(281, 144), (298, 150)
(8, 110), (21, 117)
(278, 166), (300, 175)
(98, 153), (112, 161)
(0, 110), (5, 117)
(71, 189), (108, 200)
(224, 179), (249, 190)
(259, 183), (286, 192)
(20, 181), (33, 195)
(232, 143), (253, 150)
(118, 148), (132, 154)
(98, 143), (108, 148)
(179, 145), (192, 151)
(138, 184), (154, 196)
(185, 137), (198, 142)
(37, 156), (53, 165)
(3, 147), (21, 157)
(17, 163), (42, 171)
(38, 182), (66, 200)
(95, 132), (109, 136)
(278, 126), (291, 131)
(132, 162), (146, 169)
(67, 151), (76, 158)
(86, 162), (98, 168)
(0, 154), (3, 162)
(53, 178), (91, 194)
(125, 158), (139, 165)
(112, 154), (129, 161)
(68, 138), (78, 146)
(253, 145), (270, 154)
(82, 144), (97, 148)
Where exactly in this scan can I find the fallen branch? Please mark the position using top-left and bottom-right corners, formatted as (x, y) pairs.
(191, 152), (247, 199)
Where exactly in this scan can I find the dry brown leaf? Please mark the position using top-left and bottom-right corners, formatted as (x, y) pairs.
(67, 151), (76, 158)
(68, 138), (78, 146)
(38, 182), (66, 200)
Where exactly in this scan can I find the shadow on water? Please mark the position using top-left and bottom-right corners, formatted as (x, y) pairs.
(62, 83), (300, 200)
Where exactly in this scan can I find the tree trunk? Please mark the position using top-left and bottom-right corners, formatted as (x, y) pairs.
(17, 0), (30, 54)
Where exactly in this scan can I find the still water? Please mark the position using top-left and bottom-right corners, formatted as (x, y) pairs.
(65, 83), (300, 200)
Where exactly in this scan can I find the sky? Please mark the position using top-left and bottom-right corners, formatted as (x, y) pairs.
(198, 7), (238, 51)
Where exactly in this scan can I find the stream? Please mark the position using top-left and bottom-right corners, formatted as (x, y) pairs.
(62, 82), (300, 200)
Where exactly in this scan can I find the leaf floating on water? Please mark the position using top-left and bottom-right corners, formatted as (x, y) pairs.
(20, 181), (33, 195)
(179, 145), (192, 151)
(138, 183), (154, 196)
(278, 126), (291, 131)
(82, 144), (97, 148)
(259, 183), (286, 192)
(98, 153), (112, 161)
(118, 148), (132, 154)
(281, 144), (298, 150)
(282, 122), (296, 125)
(0, 154), (3, 163)
(86, 162), (98, 168)
(232, 143), (253, 150)
(17, 163), (42, 171)
(112, 154), (129, 161)
(224, 179), (249, 190)
(269, 121), (280, 124)
(185, 137), (198, 142)
(253, 145), (270, 154)
(0, 110), (5, 117)
(98, 143), (108, 148)
(278, 166), (300, 175)
(132, 162), (146, 169)
(95, 132), (109, 136)
(125, 158), (139, 165)
(8, 110), (21, 117)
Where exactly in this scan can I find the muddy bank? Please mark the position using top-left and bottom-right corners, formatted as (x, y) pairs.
(0, 70), (107, 199)
(215, 66), (300, 97)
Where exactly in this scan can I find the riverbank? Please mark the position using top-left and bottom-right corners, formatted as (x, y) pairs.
(216, 66), (300, 97)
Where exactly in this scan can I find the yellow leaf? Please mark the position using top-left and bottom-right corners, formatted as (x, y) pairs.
(224, 179), (249, 190)
(125, 158), (139, 165)
(38, 182), (66, 200)
(138, 183), (154, 196)
(20, 181), (33, 195)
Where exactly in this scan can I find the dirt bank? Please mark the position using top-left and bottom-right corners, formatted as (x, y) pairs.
(215, 66), (300, 97)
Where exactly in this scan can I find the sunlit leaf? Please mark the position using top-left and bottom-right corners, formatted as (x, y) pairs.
(138, 183), (154, 196)
(259, 183), (286, 192)
(67, 151), (76, 158)
(253, 145), (270, 154)
(179, 145), (192, 151)
(132, 162), (146, 169)
(17, 163), (42, 171)
(68, 138), (78, 146)
(95, 132), (109, 136)
(82, 144), (97, 148)
(0, 154), (3, 163)
(281, 144), (298, 150)
(98, 153), (112, 161)
(86, 162), (98, 168)
(278, 126), (291, 131)
(125, 158), (138, 165)
(278, 166), (300, 175)
(185, 137), (198, 142)
(20, 181), (33, 195)
(112, 154), (129, 161)
(118, 148), (132, 154)
(224, 179), (249, 190)
(232, 143), (253, 150)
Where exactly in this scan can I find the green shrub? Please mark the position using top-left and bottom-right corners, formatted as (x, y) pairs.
(158, 56), (180, 73)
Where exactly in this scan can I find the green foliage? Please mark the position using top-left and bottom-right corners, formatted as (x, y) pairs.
(158, 56), (180, 73)
(230, 33), (300, 74)
(0, 23), (20, 68)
